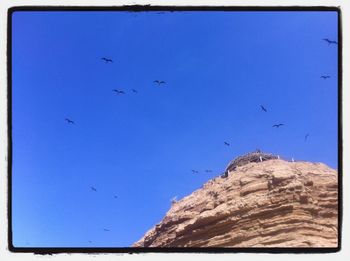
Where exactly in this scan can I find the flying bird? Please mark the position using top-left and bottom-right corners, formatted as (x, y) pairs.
(205, 169), (213, 173)
(103, 228), (110, 232)
(321, 75), (331, 79)
(131, 89), (138, 93)
(260, 105), (267, 112)
(101, 57), (113, 63)
(323, 38), (338, 45)
(90, 186), (97, 192)
(305, 133), (309, 141)
(272, 124), (284, 128)
(65, 118), (74, 124)
(224, 142), (230, 146)
(154, 80), (166, 85)
(171, 196), (178, 203)
(113, 89), (125, 95)
(191, 170), (199, 174)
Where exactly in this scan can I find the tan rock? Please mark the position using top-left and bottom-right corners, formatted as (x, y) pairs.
(133, 159), (338, 248)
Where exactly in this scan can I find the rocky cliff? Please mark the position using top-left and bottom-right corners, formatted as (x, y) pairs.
(133, 159), (338, 247)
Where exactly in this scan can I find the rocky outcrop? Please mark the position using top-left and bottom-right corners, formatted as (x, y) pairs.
(133, 159), (338, 247)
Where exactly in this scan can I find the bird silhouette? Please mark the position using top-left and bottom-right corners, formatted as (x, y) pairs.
(101, 57), (113, 63)
(305, 133), (309, 141)
(205, 169), (213, 173)
(103, 228), (110, 232)
(260, 105), (267, 112)
(113, 89), (125, 95)
(65, 118), (74, 124)
(90, 186), (97, 192)
(224, 142), (230, 146)
(323, 38), (338, 45)
(154, 80), (166, 85)
(191, 169), (199, 174)
(321, 75), (331, 79)
(131, 89), (138, 93)
(272, 124), (284, 128)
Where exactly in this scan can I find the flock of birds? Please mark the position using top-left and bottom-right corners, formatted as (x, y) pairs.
(61, 36), (337, 244)
(168, 38), (336, 176)
(65, 37), (337, 175)
(63, 56), (170, 239)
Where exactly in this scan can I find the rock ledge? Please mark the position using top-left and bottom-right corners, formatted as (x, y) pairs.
(133, 159), (338, 247)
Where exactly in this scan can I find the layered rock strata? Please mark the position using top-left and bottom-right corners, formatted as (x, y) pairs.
(134, 159), (338, 247)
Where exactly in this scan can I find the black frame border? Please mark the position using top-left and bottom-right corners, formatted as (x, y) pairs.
(7, 5), (342, 255)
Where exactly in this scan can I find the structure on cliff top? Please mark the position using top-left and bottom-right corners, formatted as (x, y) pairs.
(222, 150), (279, 178)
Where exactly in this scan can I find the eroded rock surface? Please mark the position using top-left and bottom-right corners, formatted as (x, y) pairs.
(133, 159), (338, 247)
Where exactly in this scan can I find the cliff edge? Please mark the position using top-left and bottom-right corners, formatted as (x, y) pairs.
(133, 158), (338, 247)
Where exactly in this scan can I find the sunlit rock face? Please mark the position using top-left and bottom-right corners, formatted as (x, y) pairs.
(133, 158), (338, 248)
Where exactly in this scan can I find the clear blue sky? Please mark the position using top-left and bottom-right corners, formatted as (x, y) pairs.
(11, 10), (338, 247)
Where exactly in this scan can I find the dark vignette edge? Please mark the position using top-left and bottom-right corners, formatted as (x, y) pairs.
(6, 4), (343, 255)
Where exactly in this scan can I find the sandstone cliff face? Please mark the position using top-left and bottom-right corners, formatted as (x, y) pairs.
(134, 159), (338, 247)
